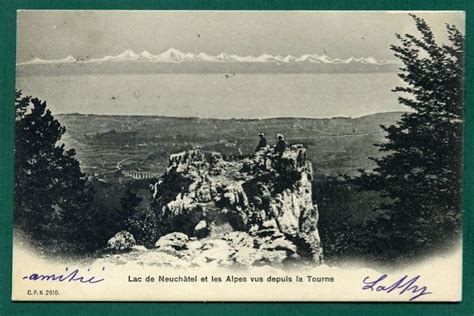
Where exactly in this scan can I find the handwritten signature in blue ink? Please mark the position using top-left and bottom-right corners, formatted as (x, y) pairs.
(23, 267), (105, 284)
(362, 273), (432, 301)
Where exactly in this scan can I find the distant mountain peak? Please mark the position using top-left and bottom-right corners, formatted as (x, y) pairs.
(18, 55), (77, 66)
(17, 48), (401, 66)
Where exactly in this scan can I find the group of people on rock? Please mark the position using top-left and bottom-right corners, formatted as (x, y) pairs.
(255, 132), (287, 155)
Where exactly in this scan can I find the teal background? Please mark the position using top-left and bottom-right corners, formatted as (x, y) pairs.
(0, 0), (472, 315)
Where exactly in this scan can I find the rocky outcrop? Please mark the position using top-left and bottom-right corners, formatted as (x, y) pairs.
(146, 145), (323, 264)
(101, 230), (307, 268)
(155, 232), (189, 251)
(107, 231), (137, 252)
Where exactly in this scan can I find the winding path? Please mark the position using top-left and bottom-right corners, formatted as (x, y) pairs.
(97, 157), (132, 176)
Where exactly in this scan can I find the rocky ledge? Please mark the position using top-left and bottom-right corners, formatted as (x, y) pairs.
(105, 145), (323, 267)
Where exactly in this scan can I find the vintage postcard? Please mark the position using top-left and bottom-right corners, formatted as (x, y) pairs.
(12, 10), (464, 301)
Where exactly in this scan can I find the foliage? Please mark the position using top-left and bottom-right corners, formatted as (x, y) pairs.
(313, 176), (389, 263)
(356, 15), (464, 258)
(74, 180), (143, 252)
(126, 204), (161, 248)
(14, 90), (94, 250)
(120, 186), (143, 222)
(14, 90), (145, 253)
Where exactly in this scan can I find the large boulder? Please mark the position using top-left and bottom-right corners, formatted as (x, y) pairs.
(155, 232), (189, 250)
(107, 231), (136, 252)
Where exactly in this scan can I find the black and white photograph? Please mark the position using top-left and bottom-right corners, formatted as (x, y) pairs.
(12, 10), (464, 301)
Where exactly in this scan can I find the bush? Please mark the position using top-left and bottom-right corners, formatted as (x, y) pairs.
(313, 176), (389, 263)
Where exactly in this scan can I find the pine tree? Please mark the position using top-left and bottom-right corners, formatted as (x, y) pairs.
(14, 90), (94, 245)
(359, 15), (464, 257)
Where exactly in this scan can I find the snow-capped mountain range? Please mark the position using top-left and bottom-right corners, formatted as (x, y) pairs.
(17, 48), (400, 66)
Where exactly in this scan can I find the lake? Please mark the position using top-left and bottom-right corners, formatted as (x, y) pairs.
(15, 73), (406, 119)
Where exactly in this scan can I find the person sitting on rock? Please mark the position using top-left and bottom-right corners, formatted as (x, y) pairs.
(255, 132), (267, 152)
(274, 134), (287, 156)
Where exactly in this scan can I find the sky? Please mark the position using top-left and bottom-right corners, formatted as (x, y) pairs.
(15, 11), (465, 118)
(16, 11), (465, 63)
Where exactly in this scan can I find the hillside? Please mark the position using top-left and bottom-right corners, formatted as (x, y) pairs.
(56, 111), (405, 180)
